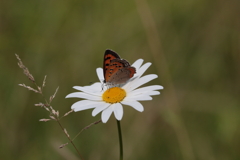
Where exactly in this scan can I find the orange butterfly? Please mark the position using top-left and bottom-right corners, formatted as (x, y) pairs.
(103, 49), (136, 85)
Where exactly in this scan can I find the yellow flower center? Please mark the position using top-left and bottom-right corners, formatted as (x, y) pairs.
(102, 87), (126, 104)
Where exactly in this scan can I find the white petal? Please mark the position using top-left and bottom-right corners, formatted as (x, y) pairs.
(147, 91), (160, 96)
(92, 103), (110, 116)
(113, 103), (123, 120)
(129, 85), (163, 96)
(124, 95), (152, 101)
(66, 92), (101, 100)
(101, 105), (114, 123)
(131, 59), (144, 71)
(121, 101), (144, 112)
(71, 100), (101, 112)
(124, 74), (158, 92)
(96, 68), (104, 83)
(135, 62), (152, 78)
(124, 64), (154, 90)
(73, 84), (102, 95)
(88, 82), (103, 91)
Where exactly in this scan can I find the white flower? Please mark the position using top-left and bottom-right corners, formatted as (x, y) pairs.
(66, 59), (163, 123)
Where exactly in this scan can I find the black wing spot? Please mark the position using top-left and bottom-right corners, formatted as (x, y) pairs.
(105, 56), (111, 60)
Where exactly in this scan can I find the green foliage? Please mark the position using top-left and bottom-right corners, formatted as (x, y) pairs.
(1, 0), (240, 159)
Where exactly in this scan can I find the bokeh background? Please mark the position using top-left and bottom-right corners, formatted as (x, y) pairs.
(1, 0), (240, 159)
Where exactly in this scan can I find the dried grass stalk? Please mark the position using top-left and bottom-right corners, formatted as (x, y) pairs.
(50, 87), (59, 103)
(19, 83), (39, 93)
(35, 103), (45, 107)
(39, 119), (51, 122)
(50, 116), (56, 120)
(59, 142), (68, 149)
(64, 128), (70, 138)
(42, 75), (47, 88)
(15, 54), (35, 82)
(63, 110), (74, 117)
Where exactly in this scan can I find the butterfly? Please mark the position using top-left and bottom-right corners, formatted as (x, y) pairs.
(103, 49), (136, 86)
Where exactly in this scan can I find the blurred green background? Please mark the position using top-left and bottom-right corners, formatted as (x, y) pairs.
(1, 0), (240, 159)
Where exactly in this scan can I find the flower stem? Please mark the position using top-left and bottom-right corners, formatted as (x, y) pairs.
(116, 120), (123, 160)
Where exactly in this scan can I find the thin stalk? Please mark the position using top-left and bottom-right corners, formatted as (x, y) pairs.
(56, 120), (83, 160)
(72, 119), (102, 141)
(116, 120), (123, 160)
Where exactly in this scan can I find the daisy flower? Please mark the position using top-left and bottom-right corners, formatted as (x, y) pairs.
(66, 59), (163, 123)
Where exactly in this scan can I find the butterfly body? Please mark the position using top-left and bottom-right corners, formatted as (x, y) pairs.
(103, 50), (136, 85)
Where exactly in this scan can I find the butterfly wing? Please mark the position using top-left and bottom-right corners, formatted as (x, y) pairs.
(106, 59), (136, 84)
(103, 50), (121, 82)
(103, 49), (136, 85)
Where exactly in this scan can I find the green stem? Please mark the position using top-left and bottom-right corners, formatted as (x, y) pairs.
(117, 120), (123, 160)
